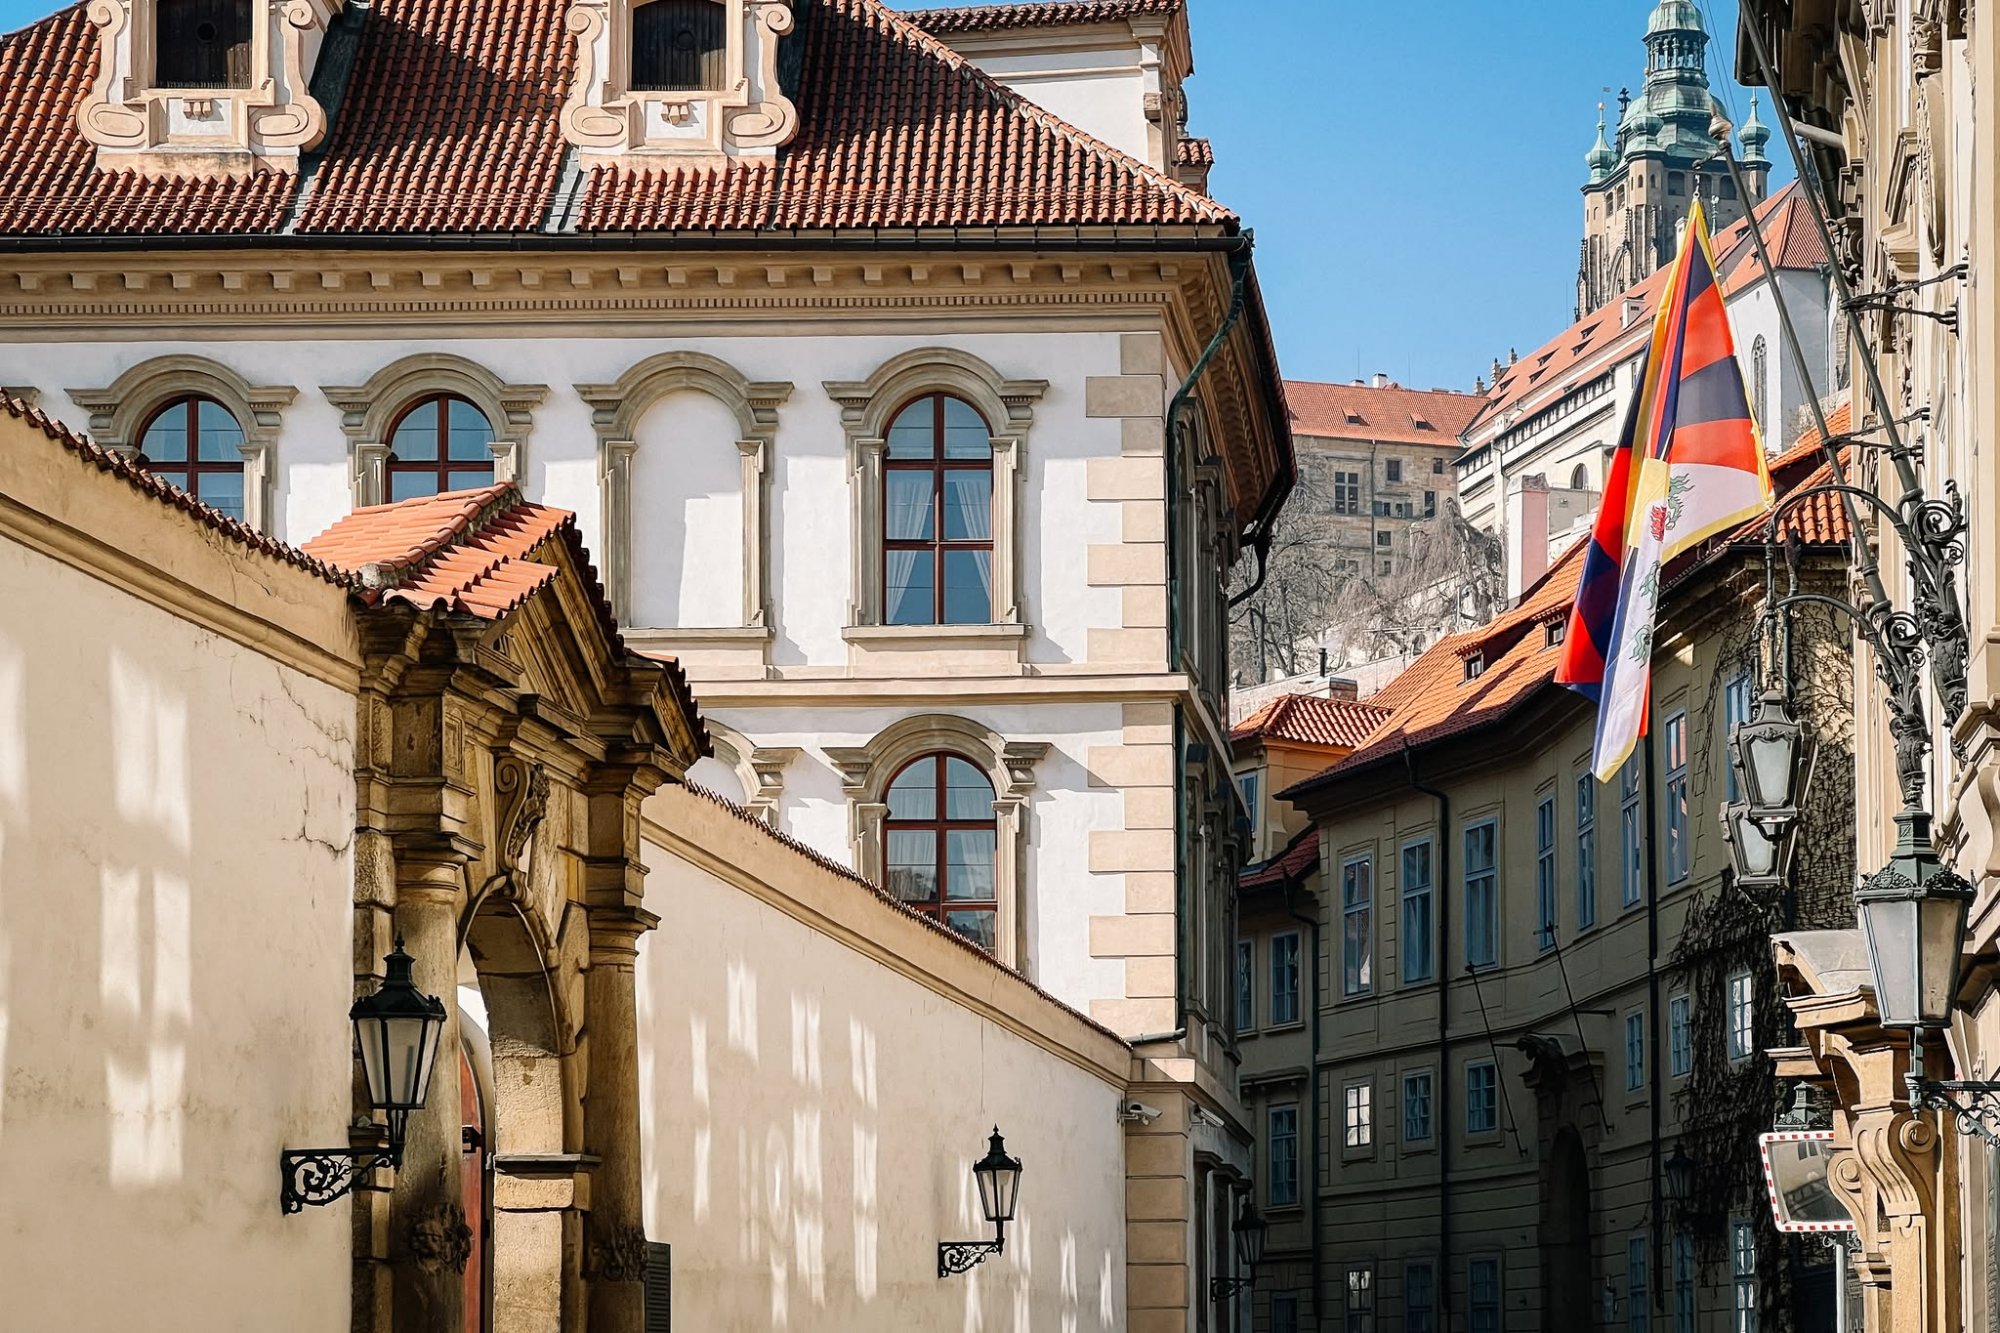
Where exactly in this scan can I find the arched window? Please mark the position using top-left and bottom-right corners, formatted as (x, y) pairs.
(156, 0), (252, 89)
(1751, 336), (1770, 432)
(136, 394), (248, 519)
(386, 394), (497, 502)
(1570, 463), (1590, 491)
(632, 0), (727, 92)
(882, 755), (998, 952)
(884, 394), (993, 626)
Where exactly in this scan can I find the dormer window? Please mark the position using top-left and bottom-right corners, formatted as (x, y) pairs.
(633, 0), (726, 92)
(156, 0), (252, 89)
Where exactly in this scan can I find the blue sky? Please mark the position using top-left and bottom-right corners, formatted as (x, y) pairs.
(0, 0), (1783, 393)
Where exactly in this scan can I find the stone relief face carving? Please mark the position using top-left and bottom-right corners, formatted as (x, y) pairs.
(408, 1202), (474, 1275)
(588, 1223), (651, 1283)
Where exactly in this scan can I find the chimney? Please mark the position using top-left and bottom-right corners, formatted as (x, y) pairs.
(1318, 646), (1330, 678)
(1504, 473), (1553, 601)
(1325, 677), (1360, 702)
(1371, 372), (1391, 389)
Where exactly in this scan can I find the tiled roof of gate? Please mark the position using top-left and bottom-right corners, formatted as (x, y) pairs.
(903, 0), (1183, 34)
(304, 484), (574, 620)
(0, 0), (1227, 237)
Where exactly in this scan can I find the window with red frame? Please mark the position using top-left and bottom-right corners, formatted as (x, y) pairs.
(883, 394), (994, 626)
(882, 755), (998, 951)
(136, 394), (248, 521)
(386, 394), (497, 502)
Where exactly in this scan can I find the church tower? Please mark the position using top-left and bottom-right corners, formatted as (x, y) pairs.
(1575, 0), (1771, 317)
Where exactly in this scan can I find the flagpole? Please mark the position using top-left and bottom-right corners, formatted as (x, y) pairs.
(1701, 133), (1893, 669)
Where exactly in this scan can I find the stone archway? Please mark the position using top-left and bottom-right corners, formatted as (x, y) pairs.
(1544, 1125), (1593, 1330)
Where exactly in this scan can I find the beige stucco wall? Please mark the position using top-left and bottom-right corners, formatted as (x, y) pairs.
(635, 785), (1131, 1331)
(0, 422), (359, 1327)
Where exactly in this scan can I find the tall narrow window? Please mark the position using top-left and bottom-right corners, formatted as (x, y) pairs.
(1342, 856), (1374, 997)
(1665, 711), (1690, 883)
(1385, 458), (1403, 483)
(1270, 932), (1301, 1026)
(1724, 672), (1753, 802)
(884, 394), (993, 626)
(1536, 796), (1558, 950)
(882, 755), (999, 951)
(1674, 1228), (1696, 1333)
(1235, 940), (1255, 1033)
(386, 395), (496, 502)
(156, 0), (252, 89)
(1732, 1219), (1758, 1332)
(1402, 839), (1435, 983)
(1468, 1258), (1501, 1333)
(631, 0), (727, 92)
(1626, 1010), (1647, 1091)
(1465, 1059), (1498, 1135)
(1272, 1292), (1300, 1333)
(1751, 336), (1769, 431)
(1465, 821), (1498, 969)
(1406, 1261), (1437, 1333)
(1629, 1235), (1652, 1332)
(1268, 1106), (1299, 1207)
(136, 395), (247, 520)
(1237, 770), (1261, 840)
(1333, 470), (1361, 515)
(1343, 1081), (1373, 1149)
(1577, 774), (1598, 929)
(1669, 993), (1692, 1077)
(1402, 1070), (1434, 1144)
(1620, 756), (1644, 907)
(1345, 1266), (1375, 1333)
(1727, 969), (1755, 1062)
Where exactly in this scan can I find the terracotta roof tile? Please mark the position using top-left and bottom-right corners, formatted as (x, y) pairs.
(1469, 186), (1825, 436)
(1, 393), (353, 583)
(1231, 693), (1391, 749)
(577, 0), (1228, 231)
(0, 0), (1228, 237)
(903, 0), (1182, 34)
(0, 5), (294, 235)
(1176, 136), (1213, 167)
(1285, 379), (1484, 446)
(302, 484), (567, 619)
(1240, 826), (1317, 890)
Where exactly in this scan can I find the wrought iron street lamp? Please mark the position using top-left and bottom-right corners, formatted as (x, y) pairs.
(1664, 1144), (1696, 1211)
(1209, 1195), (1267, 1300)
(1721, 798), (1788, 891)
(281, 938), (448, 1214)
(1732, 688), (1805, 835)
(938, 1127), (1024, 1278)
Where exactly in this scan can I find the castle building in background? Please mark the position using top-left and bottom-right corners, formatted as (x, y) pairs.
(1576, 0), (1772, 317)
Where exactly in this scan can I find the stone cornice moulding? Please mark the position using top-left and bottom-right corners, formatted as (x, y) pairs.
(575, 350), (793, 627)
(322, 353), (549, 506)
(66, 352), (297, 532)
(79, 0), (343, 170)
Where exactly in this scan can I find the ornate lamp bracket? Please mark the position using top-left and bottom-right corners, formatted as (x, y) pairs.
(1909, 1076), (2000, 1148)
(280, 1131), (399, 1214)
(937, 1234), (1005, 1279)
(1209, 1274), (1256, 1300)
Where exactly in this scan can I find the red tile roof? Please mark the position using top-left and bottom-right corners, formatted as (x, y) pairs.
(0, 0), (1226, 236)
(903, 0), (1182, 34)
(1176, 136), (1214, 168)
(2, 392), (354, 583)
(1231, 693), (1391, 750)
(1285, 379), (1484, 447)
(303, 484), (571, 620)
(1240, 826), (1318, 891)
(1469, 187), (1827, 436)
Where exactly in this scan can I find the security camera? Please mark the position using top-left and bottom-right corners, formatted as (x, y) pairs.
(1119, 1100), (1163, 1125)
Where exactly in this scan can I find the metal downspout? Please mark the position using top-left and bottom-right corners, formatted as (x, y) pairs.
(1404, 746), (1454, 1325)
(1644, 731), (1666, 1318)
(1282, 876), (1324, 1326)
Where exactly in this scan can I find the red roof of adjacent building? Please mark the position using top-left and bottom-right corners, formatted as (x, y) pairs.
(904, 0), (1182, 34)
(1285, 379), (1485, 447)
(2, 393), (353, 582)
(1240, 826), (1318, 891)
(1231, 693), (1392, 750)
(1467, 187), (1828, 437)
(0, 0), (1226, 237)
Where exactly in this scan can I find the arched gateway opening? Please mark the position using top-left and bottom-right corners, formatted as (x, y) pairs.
(1544, 1126), (1594, 1328)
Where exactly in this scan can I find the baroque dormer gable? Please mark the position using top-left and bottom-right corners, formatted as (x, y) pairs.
(560, 0), (798, 161)
(78, 0), (344, 172)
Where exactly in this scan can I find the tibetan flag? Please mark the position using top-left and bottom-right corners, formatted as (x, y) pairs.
(1584, 200), (1773, 781)
(1556, 349), (1649, 702)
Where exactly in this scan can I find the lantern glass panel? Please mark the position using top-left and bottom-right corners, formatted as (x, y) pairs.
(1859, 891), (1920, 1028)
(1918, 890), (1972, 1025)
(1730, 806), (1778, 879)
(1745, 728), (1798, 812)
(1235, 1211), (1267, 1268)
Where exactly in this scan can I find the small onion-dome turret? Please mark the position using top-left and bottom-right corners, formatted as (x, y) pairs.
(1739, 95), (1772, 165)
(1587, 108), (1617, 182)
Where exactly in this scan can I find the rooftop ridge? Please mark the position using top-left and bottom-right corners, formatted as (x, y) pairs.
(904, 0), (1183, 32)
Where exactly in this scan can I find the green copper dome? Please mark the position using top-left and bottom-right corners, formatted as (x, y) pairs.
(1618, 0), (1724, 165)
(1647, 0), (1706, 36)
(1739, 94), (1772, 164)
(1587, 109), (1617, 181)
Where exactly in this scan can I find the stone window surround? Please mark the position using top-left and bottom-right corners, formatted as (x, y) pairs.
(559, 0), (799, 160)
(576, 350), (793, 631)
(824, 714), (1049, 974)
(78, 0), (339, 167)
(824, 348), (1048, 646)
(323, 354), (549, 509)
(700, 718), (799, 829)
(66, 353), (296, 532)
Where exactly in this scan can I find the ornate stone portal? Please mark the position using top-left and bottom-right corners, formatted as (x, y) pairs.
(337, 503), (704, 1333)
